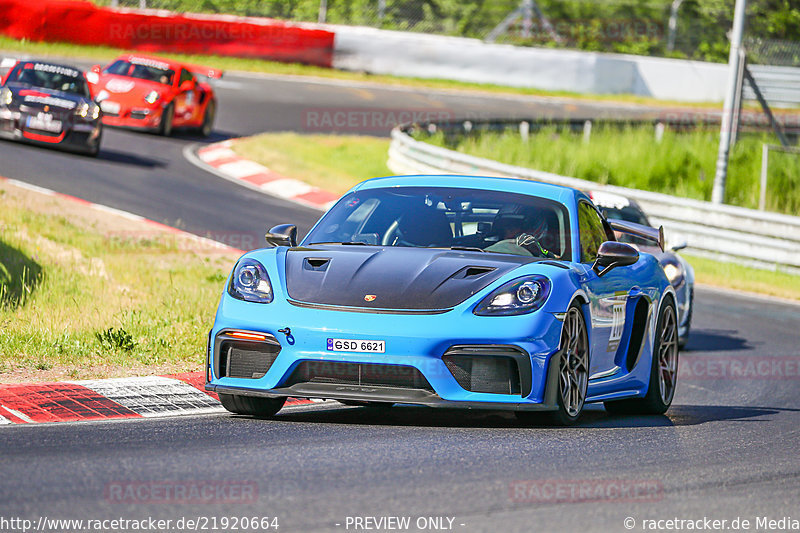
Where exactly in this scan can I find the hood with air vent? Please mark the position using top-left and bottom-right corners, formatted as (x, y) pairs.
(284, 246), (531, 310)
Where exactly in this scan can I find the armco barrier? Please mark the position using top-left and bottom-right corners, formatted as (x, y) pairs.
(388, 122), (800, 274)
(0, 0), (334, 67)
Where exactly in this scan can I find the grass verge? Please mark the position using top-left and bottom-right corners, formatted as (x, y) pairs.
(232, 132), (800, 301)
(0, 36), (730, 109)
(0, 182), (239, 383)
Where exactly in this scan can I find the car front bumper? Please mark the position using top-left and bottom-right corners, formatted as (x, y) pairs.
(206, 296), (566, 411)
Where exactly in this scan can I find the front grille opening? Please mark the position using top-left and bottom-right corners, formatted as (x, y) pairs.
(443, 354), (521, 395)
(286, 361), (434, 391)
(219, 341), (280, 379)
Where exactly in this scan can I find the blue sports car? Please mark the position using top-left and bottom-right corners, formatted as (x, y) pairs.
(206, 175), (679, 425)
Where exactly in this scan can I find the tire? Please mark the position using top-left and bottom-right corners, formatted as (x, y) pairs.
(159, 103), (174, 136)
(218, 393), (286, 417)
(198, 100), (215, 137)
(604, 298), (679, 415)
(516, 303), (590, 426)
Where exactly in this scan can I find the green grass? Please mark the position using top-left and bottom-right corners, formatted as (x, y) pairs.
(0, 189), (236, 381)
(424, 126), (800, 215)
(683, 254), (800, 301)
(0, 35), (733, 109)
(233, 133), (392, 195)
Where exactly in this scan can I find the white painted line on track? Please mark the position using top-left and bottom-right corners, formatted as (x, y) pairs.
(73, 376), (224, 418)
(91, 204), (146, 221)
(0, 413), (12, 425)
(7, 179), (57, 196)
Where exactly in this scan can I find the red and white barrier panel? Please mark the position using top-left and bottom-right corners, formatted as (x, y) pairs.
(0, 0), (335, 67)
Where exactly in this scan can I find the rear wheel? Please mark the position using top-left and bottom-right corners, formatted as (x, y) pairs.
(605, 298), (678, 415)
(198, 100), (215, 137)
(218, 393), (286, 417)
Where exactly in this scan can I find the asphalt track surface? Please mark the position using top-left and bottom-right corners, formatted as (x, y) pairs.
(1, 66), (799, 532)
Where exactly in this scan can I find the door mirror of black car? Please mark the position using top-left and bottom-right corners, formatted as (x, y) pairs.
(265, 224), (297, 247)
(592, 241), (639, 277)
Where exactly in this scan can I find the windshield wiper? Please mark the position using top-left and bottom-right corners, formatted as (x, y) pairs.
(449, 246), (486, 253)
(309, 241), (369, 246)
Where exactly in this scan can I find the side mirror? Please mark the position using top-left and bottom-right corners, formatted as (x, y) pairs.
(265, 224), (297, 247)
(179, 79), (195, 92)
(592, 241), (639, 277)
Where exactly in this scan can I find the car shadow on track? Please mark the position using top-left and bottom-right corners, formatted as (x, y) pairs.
(249, 402), (787, 430)
(684, 329), (752, 352)
(95, 149), (167, 168)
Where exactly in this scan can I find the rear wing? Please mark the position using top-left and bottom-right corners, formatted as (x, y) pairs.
(609, 219), (665, 252)
(184, 62), (223, 80)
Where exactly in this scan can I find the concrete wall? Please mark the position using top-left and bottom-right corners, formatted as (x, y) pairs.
(331, 25), (729, 103)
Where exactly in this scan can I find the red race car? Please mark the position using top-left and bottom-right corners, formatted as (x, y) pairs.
(86, 54), (221, 137)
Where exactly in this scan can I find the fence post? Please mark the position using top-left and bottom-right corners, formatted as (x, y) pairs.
(759, 143), (769, 211)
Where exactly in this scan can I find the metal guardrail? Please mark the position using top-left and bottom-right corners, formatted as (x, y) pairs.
(388, 120), (800, 274)
(746, 65), (800, 108)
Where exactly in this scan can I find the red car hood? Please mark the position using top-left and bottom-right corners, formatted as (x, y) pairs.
(92, 74), (169, 105)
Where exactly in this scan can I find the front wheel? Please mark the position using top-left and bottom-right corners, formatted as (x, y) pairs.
(218, 393), (286, 417)
(605, 298), (679, 415)
(159, 103), (174, 136)
(517, 303), (590, 426)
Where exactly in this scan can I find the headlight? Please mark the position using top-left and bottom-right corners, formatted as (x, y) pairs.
(228, 258), (273, 304)
(144, 91), (160, 104)
(661, 258), (685, 287)
(474, 275), (551, 316)
(1, 88), (12, 106)
(76, 102), (90, 118)
(91, 104), (100, 120)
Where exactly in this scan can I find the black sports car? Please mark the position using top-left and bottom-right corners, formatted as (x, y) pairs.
(0, 60), (102, 156)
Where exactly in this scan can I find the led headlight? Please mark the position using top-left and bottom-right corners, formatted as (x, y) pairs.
(76, 102), (90, 118)
(1, 88), (12, 106)
(144, 91), (160, 104)
(91, 104), (100, 120)
(228, 258), (273, 304)
(661, 258), (684, 287)
(474, 275), (551, 316)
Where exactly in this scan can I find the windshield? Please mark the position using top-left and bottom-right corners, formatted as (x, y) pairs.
(305, 186), (572, 259)
(601, 205), (651, 246)
(103, 59), (175, 85)
(6, 62), (89, 98)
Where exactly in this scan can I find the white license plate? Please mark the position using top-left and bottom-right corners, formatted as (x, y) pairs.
(26, 114), (62, 133)
(100, 100), (120, 114)
(327, 338), (385, 353)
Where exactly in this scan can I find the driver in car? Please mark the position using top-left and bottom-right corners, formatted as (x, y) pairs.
(485, 215), (560, 258)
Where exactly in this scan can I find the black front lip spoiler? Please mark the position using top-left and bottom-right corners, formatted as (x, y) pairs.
(207, 369), (560, 412)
